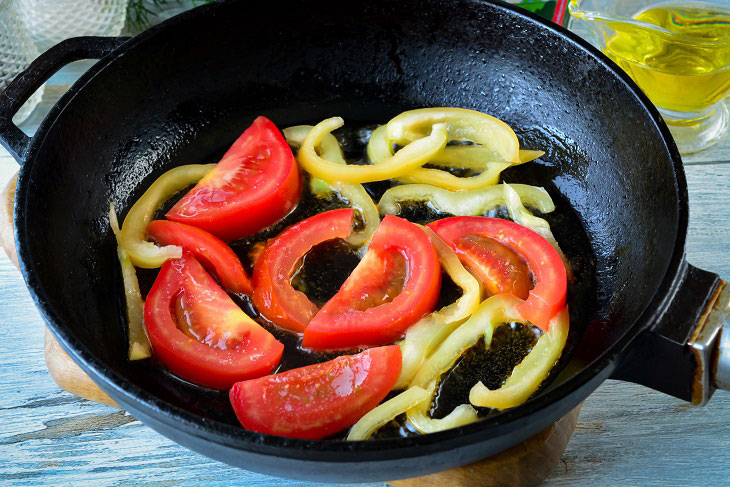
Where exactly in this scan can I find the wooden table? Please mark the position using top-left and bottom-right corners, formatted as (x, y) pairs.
(1, 62), (729, 486)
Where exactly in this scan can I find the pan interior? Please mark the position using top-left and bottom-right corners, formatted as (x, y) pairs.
(19, 0), (679, 445)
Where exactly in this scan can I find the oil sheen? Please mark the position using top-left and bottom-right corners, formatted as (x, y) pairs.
(604, 2), (730, 113)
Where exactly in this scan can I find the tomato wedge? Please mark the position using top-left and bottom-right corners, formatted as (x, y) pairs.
(303, 215), (441, 350)
(428, 216), (567, 330)
(146, 219), (252, 294)
(229, 345), (402, 439)
(144, 251), (283, 389)
(447, 234), (531, 299)
(251, 208), (354, 333)
(166, 116), (301, 241)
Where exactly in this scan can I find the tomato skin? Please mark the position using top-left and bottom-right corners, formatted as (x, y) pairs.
(251, 208), (354, 333)
(428, 216), (567, 330)
(303, 215), (441, 350)
(146, 219), (252, 294)
(144, 252), (283, 389)
(166, 116), (302, 241)
(229, 345), (402, 439)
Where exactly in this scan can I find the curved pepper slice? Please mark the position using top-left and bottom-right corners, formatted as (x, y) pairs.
(395, 228), (481, 389)
(347, 386), (429, 441)
(378, 183), (555, 218)
(368, 125), (510, 191)
(470, 306), (569, 410)
(385, 107), (520, 164)
(284, 125), (378, 247)
(406, 294), (526, 433)
(119, 164), (215, 268)
(109, 204), (151, 360)
(502, 183), (573, 281)
(297, 117), (447, 184)
(252, 208), (355, 333)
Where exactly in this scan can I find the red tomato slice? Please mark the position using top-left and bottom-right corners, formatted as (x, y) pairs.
(428, 216), (567, 330)
(147, 219), (252, 294)
(449, 234), (531, 299)
(303, 215), (441, 350)
(229, 345), (402, 439)
(166, 116), (301, 241)
(144, 251), (283, 389)
(251, 208), (354, 333)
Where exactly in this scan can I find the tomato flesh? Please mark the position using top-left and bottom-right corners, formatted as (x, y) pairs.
(147, 219), (252, 294)
(455, 234), (531, 299)
(229, 345), (402, 439)
(167, 116), (301, 241)
(252, 208), (354, 333)
(428, 216), (567, 330)
(144, 251), (283, 389)
(303, 215), (441, 350)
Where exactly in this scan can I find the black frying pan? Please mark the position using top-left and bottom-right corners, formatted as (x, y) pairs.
(1, 0), (728, 482)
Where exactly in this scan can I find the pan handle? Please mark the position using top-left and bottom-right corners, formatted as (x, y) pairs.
(611, 261), (729, 405)
(0, 36), (130, 164)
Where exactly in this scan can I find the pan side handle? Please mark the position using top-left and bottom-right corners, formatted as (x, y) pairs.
(0, 36), (129, 163)
(611, 261), (728, 405)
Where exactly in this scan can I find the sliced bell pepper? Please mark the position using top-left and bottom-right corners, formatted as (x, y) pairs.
(284, 125), (378, 247)
(469, 306), (569, 410)
(297, 117), (447, 184)
(119, 164), (215, 268)
(109, 204), (151, 360)
(378, 182), (555, 217)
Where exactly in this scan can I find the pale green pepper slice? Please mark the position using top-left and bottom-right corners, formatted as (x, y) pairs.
(378, 182), (555, 217)
(395, 228), (481, 389)
(298, 117), (447, 183)
(284, 125), (379, 247)
(119, 164), (215, 268)
(469, 307), (569, 410)
(109, 204), (151, 360)
(385, 107), (521, 164)
(347, 386), (430, 441)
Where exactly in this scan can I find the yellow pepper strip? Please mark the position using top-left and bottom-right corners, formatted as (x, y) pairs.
(378, 183), (555, 217)
(385, 107), (521, 164)
(518, 150), (545, 164)
(284, 125), (379, 247)
(405, 381), (480, 434)
(283, 125), (343, 194)
(405, 294), (526, 433)
(396, 228), (481, 389)
(298, 117), (447, 184)
(119, 164), (215, 268)
(396, 162), (510, 190)
(347, 386), (430, 441)
(368, 125), (509, 191)
(502, 184), (573, 281)
(110, 204), (151, 360)
(469, 306), (569, 410)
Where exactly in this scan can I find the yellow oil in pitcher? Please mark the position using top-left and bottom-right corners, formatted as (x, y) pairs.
(604, 2), (730, 115)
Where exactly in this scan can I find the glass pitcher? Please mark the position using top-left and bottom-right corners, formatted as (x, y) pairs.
(568, 0), (730, 154)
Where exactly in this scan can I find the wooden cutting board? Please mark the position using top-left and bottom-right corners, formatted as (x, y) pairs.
(0, 171), (579, 486)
